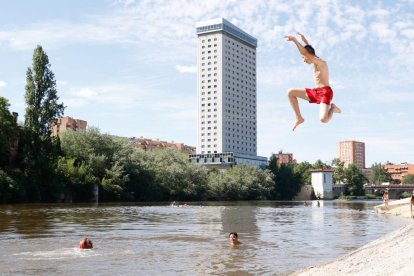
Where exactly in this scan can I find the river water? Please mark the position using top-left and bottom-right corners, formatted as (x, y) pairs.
(0, 200), (410, 275)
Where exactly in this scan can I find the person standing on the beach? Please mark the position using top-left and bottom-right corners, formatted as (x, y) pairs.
(285, 32), (341, 131)
(383, 190), (389, 209)
(410, 191), (414, 218)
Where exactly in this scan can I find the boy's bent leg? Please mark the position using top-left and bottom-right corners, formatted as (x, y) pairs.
(319, 102), (341, 123)
(287, 88), (309, 131)
(331, 103), (341, 113)
(319, 103), (330, 123)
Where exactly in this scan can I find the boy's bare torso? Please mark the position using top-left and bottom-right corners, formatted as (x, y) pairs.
(312, 57), (330, 88)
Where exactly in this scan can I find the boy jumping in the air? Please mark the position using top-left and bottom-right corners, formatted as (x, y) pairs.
(285, 32), (341, 131)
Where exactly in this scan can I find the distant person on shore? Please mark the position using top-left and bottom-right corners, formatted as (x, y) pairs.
(383, 191), (389, 209)
(410, 191), (414, 219)
(229, 232), (241, 247)
(285, 32), (341, 131)
(79, 238), (93, 249)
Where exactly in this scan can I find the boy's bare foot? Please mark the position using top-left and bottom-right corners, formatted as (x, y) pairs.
(331, 103), (341, 113)
(292, 117), (304, 131)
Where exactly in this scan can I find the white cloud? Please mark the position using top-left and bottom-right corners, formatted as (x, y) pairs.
(0, 0), (412, 72)
(176, 65), (197, 73)
(0, 80), (7, 88)
(72, 88), (98, 98)
(63, 98), (89, 108)
(65, 82), (195, 112)
(401, 29), (414, 39)
(370, 22), (396, 41)
(369, 8), (390, 19)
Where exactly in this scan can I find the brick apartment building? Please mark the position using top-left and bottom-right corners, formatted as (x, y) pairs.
(384, 163), (414, 183)
(338, 140), (365, 169)
(272, 150), (295, 165)
(51, 116), (87, 136)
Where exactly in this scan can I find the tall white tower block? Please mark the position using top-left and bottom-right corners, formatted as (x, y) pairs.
(190, 18), (266, 168)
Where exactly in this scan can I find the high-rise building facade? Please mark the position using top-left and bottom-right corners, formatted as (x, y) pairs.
(196, 18), (257, 155)
(337, 140), (365, 169)
(190, 18), (266, 168)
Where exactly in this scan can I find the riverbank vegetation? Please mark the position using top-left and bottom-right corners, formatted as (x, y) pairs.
(1, 45), (369, 204)
(1, 124), (368, 203)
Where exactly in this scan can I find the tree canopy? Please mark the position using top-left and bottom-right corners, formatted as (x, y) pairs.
(0, 97), (19, 166)
(344, 164), (365, 196)
(402, 174), (414, 184)
(370, 163), (390, 184)
(19, 45), (66, 202)
(24, 45), (64, 137)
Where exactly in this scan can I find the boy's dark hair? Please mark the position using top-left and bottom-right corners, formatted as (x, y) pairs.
(229, 232), (238, 237)
(304, 45), (316, 56)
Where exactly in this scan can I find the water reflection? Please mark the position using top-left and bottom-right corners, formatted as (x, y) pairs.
(219, 206), (259, 275)
(0, 201), (410, 275)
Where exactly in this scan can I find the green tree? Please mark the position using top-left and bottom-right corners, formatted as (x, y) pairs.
(0, 169), (17, 203)
(122, 149), (160, 201)
(240, 166), (274, 200)
(313, 159), (328, 169)
(101, 162), (129, 200)
(57, 157), (97, 202)
(268, 156), (301, 200)
(206, 165), (274, 200)
(24, 45), (64, 136)
(60, 128), (133, 201)
(369, 163), (390, 184)
(144, 148), (208, 200)
(344, 164), (365, 196)
(293, 161), (312, 185)
(331, 158), (346, 184)
(20, 45), (65, 202)
(19, 129), (64, 201)
(0, 97), (19, 166)
(402, 174), (414, 184)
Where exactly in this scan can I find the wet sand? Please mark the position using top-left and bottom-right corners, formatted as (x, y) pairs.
(290, 199), (414, 276)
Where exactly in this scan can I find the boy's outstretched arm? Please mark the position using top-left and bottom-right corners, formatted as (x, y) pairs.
(284, 35), (310, 57)
(297, 32), (309, 45)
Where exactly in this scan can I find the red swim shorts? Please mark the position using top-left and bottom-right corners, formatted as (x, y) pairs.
(305, 86), (333, 105)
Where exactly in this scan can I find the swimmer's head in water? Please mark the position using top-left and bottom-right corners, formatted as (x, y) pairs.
(80, 238), (93, 249)
(229, 232), (238, 241)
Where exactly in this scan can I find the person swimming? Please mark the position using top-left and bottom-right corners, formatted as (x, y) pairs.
(79, 238), (93, 249)
(229, 232), (241, 247)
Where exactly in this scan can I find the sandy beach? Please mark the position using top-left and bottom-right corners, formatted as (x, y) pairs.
(290, 198), (414, 276)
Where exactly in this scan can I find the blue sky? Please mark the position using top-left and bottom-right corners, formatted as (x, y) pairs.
(1, 0), (413, 167)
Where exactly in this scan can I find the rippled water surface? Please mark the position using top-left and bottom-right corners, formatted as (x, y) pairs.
(0, 201), (410, 275)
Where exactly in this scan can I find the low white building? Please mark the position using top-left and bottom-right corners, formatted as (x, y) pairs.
(311, 169), (334, 199)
